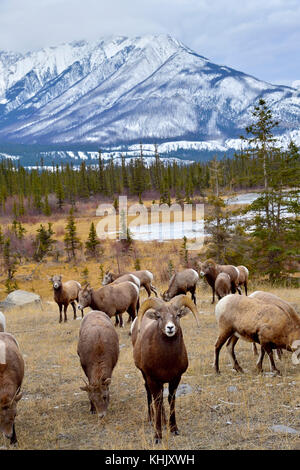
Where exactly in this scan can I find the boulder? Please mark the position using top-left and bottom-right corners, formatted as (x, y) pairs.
(0, 290), (42, 311)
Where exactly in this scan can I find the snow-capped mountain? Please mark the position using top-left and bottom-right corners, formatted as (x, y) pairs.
(0, 35), (299, 150)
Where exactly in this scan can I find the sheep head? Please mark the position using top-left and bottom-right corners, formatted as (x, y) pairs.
(137, 295), (199, 337)
(199, 259), (217, 277)
(0, 388), (22, 441)
(80, 377), (111, 419)
(291, 340), (300, 365)
(102, 271), (113, 285)
(78, 284), (92, 310)
(50, 274), (63, 290)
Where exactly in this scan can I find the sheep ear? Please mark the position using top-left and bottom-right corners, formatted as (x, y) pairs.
(47, 275), (53, 281)
(102, 378), (111, 386)
(80, 386), (89, 392)
(15, 392), (22, 402)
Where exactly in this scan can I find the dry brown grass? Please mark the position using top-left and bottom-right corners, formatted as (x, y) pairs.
(1, 283), (300, 450)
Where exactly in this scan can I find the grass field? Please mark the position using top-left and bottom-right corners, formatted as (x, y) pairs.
(1, 283), (300, 451)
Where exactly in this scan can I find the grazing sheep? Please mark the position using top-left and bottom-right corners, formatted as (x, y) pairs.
(77, 310), (119, 418)
(50, 275), (81, 323)
(198, 259), (241, 304)
(214, 294), (300, 375)
(77, 281), (139, 328)
(0, 332), (24, 445)
(131, 295), (199, 443)
(0, 312), (5, 332)
(237, 265), (249, 295)
(215, 273), (231, 300)
(162, 269), (199, 304)
(249, 291), (298, 360)
(109, 274), (141, 326)
(102, 270), (158, 297)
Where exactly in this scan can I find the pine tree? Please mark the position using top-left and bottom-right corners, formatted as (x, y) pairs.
(34, 223), (55, 262)
(64, 209), (82, 260)
(85, 222), (101, 258)
(3, 238), (18, 293)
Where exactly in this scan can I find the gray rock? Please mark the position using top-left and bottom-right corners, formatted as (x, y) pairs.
(163, 383), (193, 398)
(271, 424), (300, 435)
(0, 290), (42, 311)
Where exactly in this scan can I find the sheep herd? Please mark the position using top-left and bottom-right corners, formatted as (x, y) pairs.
(0, 260), (299, 446)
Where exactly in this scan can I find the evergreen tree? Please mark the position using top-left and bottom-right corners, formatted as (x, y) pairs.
(85, 222), (101, 258)
(64, 209), (82, 260)
(3, 238), (18, 293)
(34, 223), (55, 262)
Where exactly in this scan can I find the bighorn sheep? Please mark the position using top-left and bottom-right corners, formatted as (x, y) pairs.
(109, 274), (141, 326)
(131, 295), (199, 443)
(214, 294), (300, 375)
(77, 281), (139, 328)
(77, 311), (119, 418)
(103, 270), (158, 297)
(0, 312), (5, 332)
(215, 273), (231, 300)
(0, 332), (24, 445)
(198, 259), (241, 303)
(50, 275), (81, 323)
(237, 265), (249, 295)
(249, 291), (298, 360)
(162, 269), (199, 304)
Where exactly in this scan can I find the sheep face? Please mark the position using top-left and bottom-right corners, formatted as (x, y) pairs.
(77, 286), (92, 311)
(199, 260), (215, 277)
(51, 275), (62, 290)
(146, 305), (191, 338)
(0, 393), (22, 442)
(102, 271), (113, 286)
(80, 378), (111, 418)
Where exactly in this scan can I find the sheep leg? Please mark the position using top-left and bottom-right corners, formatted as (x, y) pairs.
(275, 349), (283, 361)
(211, 287), (215, 304)
(90, 401), (96, 414)
(119, 314), (124, 328)
(142, 372), (154, 423)
(148, 380), (164, 443)
(150, 284), (158, 297)
(226, 335), (244, 373)
(237, 286), (242, 295)
(115, 315), (119, 327)
(58, 304), (63, 323)
(264, 345), (281, 375)
(168, 376), (181, 435)
(144, 284), (152, 297)
(230, 282), (237, 294)
(256, 347), (265, 373)
(10, 424), (17, 446)
(63, 304), (68, 322)
(214, 329), (234, 374)
(127, 304), (136, 323)
(244, 282), (248, 296)
(190, 286), (197, 305)
(252, 342), (258, 356)
(71, 301), (77, 320)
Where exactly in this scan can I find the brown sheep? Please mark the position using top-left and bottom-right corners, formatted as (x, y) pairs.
(198, 259), (241, 303)
(237, 265), (249, 295)
(108, 274), (141, 326)
(77, 281), (139, 328)
(131, 295), (199, 443)
(214, 294), (300, 375)
(50, 275), (81, 323)
(162, 269), (199, 304)
(77, 310), (119, 418)
(0, 332), (24, 445)
(102, 269), (158, 297)
(215, 273), (231, 300)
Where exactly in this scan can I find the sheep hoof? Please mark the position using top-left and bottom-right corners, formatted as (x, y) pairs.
(171, 429), (179, 436)
(155, 438), (162, 444)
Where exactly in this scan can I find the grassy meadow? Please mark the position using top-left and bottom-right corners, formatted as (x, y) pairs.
(0, 207), (299, 451)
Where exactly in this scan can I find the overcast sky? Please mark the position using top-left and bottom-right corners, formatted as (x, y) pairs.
(0, 0), (299, 86)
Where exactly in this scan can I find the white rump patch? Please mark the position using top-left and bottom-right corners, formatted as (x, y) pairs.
(234, 266), (240, 277)
(242, 266), (249, 276)
(145, 270), (153, 281)
(191, 269), (199, 280)
(215, 294), (236, 321)
(130, 275), (141, 288)
(0, 312), (6, 332)
(76, 281), (82, 288)
(128, 282), (140, 296)
(0, 340), (6, 364)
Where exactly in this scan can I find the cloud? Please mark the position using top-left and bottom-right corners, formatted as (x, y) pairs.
(0, 0), (299, 85)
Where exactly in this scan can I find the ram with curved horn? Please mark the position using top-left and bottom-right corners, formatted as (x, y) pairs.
(131, 295), (199, 443)
(214, 294), (300, 375)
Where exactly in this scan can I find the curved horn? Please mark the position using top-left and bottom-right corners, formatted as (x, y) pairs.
(9, 387), (21, 407)
(170, 295), (200, 327)
(137, 298), (165, 332)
